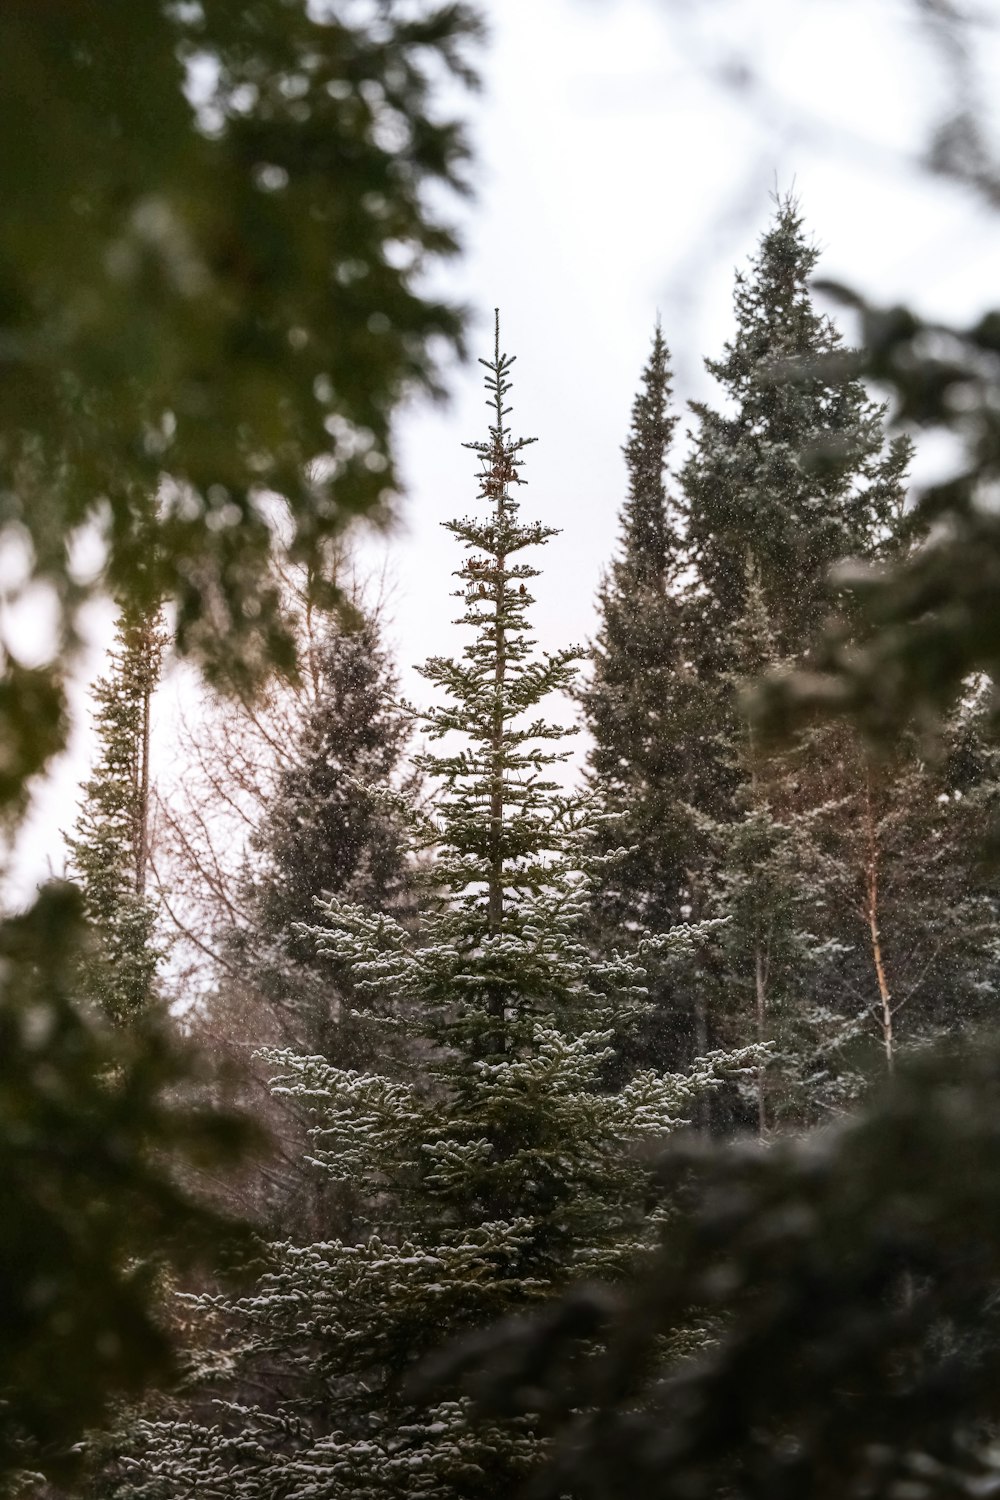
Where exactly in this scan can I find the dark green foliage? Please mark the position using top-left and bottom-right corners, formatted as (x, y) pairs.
(430, 185), (1000, 1499)
(582, 209), (913, 1104)
(685, 571), (858, 1126)
(234, 603), (413, 1062)
(0, 882), (253, 1488)
(797, 711), (1000, 1064)
(67, 605), (165, 1025)
(109, 319), (756, 1499)
(717, 556), (1000, 1088)
(0, 662), (67, 824)
(0, 0), (482, 795)
(647, 204), (999, 1113)
(614, 321), (680, 586)
(440, 1035), (1000, 1500)
(757, 285), (1000, 744)
(580, 326), (716, 1074)
(681, 195), (908, 658)
(582, 322), (693, 937)
(248, 612), (409, 945)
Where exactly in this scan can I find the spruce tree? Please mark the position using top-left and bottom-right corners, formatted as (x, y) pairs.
(580, 325), (718, 1076)
(582, 321), (687, 937)
(112, 317), (756, 1500)
(582, 200), (910, 1112)
(672, 200), (993, 1101)
(692, 563), (869, 1128)
(67, 602), (165, 1024)
(681, 193), (909, 661)
(157, 582), (415, 1236)
(234, 602), (413, 1063)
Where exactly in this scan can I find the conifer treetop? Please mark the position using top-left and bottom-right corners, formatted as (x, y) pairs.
(67, 602), (166, 1024)
(617, 318), (678, 588)
(683, 191), (908, 651)
(710, 194), (832, 388)
(415, 311), (586, 935)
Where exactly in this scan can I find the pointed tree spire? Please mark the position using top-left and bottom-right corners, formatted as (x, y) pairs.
(580, 318), (694, 953)
(67, 602), (166, 1024)
(682, 192), (906, 655)
(618, 318), (678, 588)
(455, 308), (543, 953)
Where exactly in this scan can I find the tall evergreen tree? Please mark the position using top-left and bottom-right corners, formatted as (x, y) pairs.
(249, 617), (407, 943)
(580, 325), (718, 1076)
(582, 321), (688, 936)
(681, 193), (909, 661)
(663, 200), (993, 1106)
(582, 201), (913, 1107)
(233, 601), (413, 1063)
(692, 564), (869, 1128)
(111, 318), (756, 1499)
(67, 603), (165, 1024)
(156, 582), (416, 1236)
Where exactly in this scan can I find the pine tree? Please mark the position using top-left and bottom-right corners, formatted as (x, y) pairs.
(111, 317), (757, 1500)
(590, 199), (911, 1114)
(234, 602), (413, 1063)
(681, 193), (909, 661)
(580, 324), (718, 1077)
(582, 323), (685, 931)
(673, 201), (995, 1101)
(689, 569), (1000, 1116)
(153, 579), (415, 1237)
(67, 603), (165, 1024)
(692, 563), (869, 1128)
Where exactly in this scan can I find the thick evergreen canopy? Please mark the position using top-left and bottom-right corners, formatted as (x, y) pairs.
(112, 317), (754, 1500)
(682, 195), (908, 655)
(582, 324), (700, 930)
(248, 611), (410, 942)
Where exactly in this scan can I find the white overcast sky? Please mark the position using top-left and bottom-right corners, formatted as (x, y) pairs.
(9, 0), (1000, 900)
(368, 0), (1000, 684)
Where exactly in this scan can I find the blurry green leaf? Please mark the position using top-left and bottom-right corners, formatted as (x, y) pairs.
(0, 881), (257, 1483)
(439, 1036), (1000, 1500)
(0, 664), (67, 820)
(0, 0), (482, 791)
(755, 288), (1000, 741)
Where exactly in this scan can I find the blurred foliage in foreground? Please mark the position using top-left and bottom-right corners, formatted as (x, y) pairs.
(756, 289), (1000, 745)
(433, 1034), (1000, 1500)
(0, 4), (482, 1478)
(0, 0), (481, 803)
(0, 883), (255, 1488)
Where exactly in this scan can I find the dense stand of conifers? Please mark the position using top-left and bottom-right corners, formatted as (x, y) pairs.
(62, 200), (1000, 1500)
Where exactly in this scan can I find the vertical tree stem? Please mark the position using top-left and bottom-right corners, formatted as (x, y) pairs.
(136, 614), (153, 897)
(864, 768), (894, 1073)
(755, 944), (768, 1135)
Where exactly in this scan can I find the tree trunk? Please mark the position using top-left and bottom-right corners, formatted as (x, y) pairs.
(693, 989), (709, 1133)
(863, 769), (894, 1073)
(755, 944), (768, 1135)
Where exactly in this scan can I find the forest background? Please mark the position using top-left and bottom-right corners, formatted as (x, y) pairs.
(10, 0), (1000, 903)
(4, 1), (1000, 1498)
